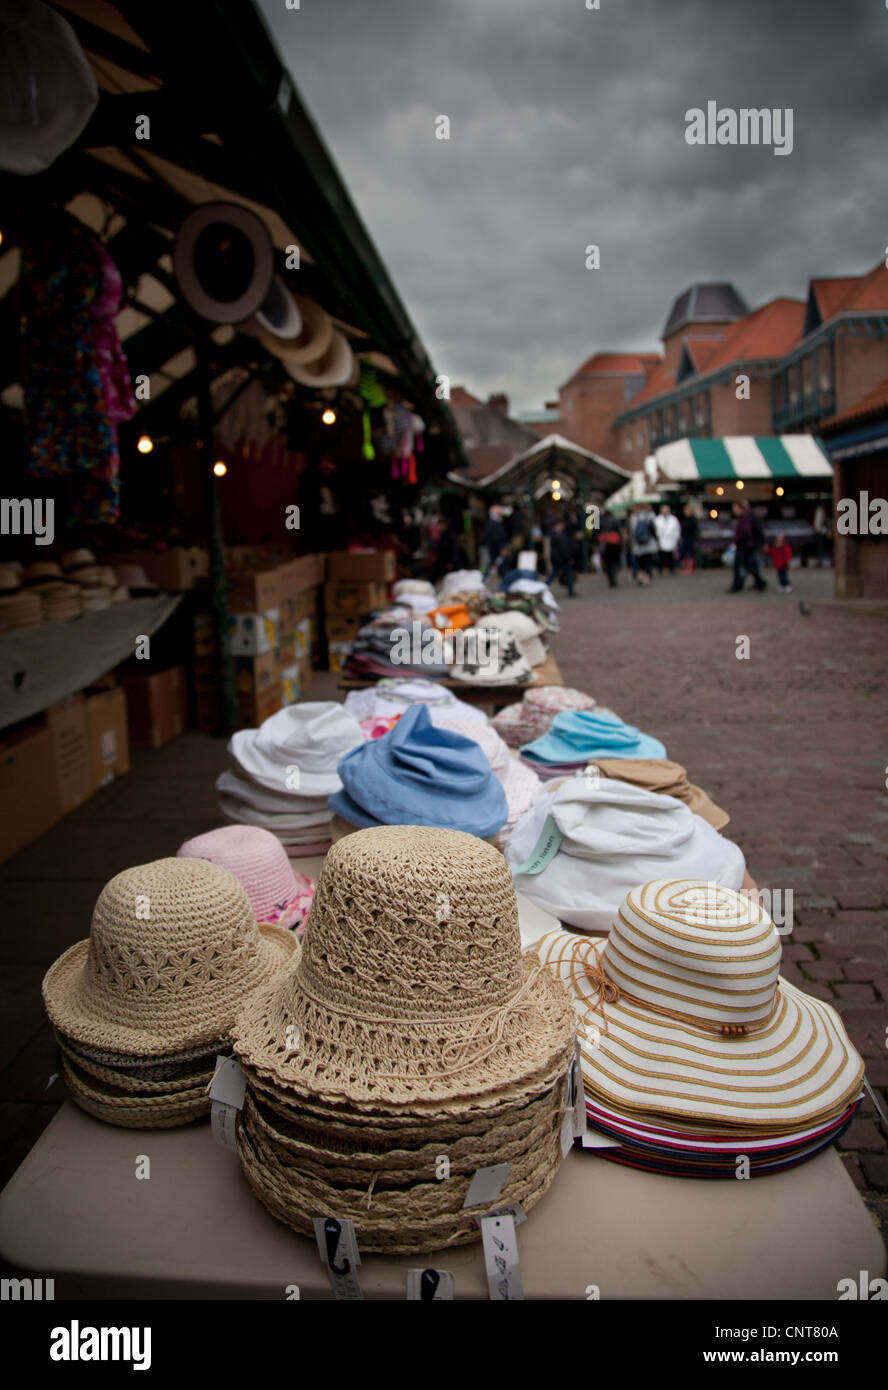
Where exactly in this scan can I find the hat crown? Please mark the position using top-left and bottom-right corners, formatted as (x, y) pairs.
(603, 879), (781, 1026)
(292, 826), (523, 1021)
(177, 825), (298, 920)
(85, 857), (265, 1007)
(524, 685), (594, 715)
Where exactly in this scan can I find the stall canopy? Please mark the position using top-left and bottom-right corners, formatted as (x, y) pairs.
(478, 434), (630, 501)
(648, 435), (833, 484)
(0, 0), (465, 465)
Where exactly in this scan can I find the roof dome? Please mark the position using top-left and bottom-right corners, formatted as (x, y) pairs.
(663, 283), (748, 338)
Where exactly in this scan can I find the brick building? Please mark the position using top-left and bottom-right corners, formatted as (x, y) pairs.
(557, 352), (661, 461)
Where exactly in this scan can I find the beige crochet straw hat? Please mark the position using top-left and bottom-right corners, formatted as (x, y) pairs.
(42, 858), (297, 1056)
(233, 826), (576, 1107)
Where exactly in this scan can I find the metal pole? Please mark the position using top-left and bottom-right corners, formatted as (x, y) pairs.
(197, 352), (238, 734)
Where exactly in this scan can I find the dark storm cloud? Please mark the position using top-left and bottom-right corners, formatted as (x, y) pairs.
(259, 0), (886, 414)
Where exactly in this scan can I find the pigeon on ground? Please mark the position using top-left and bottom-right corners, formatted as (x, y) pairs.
(799, 601), (811, 617)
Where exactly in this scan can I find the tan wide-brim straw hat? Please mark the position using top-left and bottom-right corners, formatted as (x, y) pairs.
(534, 879), (864, 1131)
(61, 548), (97, 572)
(233, 825), (577, 1108)
(0, 566), (21, 592)
(22, 562), (64, 585)
(236, 1079), (565, 1254)
(282, 329), (354, 388)
(268, 294), (333, 365)
(42, 857), (298, 1057)
(594, 757), (730, 830)
(59, 1053), (211, 1129)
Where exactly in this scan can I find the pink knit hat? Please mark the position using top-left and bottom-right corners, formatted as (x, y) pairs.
(177, 825), (314, 933)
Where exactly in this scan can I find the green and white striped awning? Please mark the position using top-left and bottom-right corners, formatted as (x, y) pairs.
(648, 436), (833, 483)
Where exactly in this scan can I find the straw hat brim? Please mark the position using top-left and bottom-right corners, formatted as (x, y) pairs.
(535, 930), (864, 1131)
(232, 950), (577, 1108)
(42, 924), (297, 1057)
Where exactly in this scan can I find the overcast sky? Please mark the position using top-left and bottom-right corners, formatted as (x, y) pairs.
(259, 0), (886, 414)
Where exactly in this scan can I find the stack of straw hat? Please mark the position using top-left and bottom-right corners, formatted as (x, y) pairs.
(42, 857), (296, 1128)
(231, 826), (578, 1253)
(65, 556), (120, 610)
(36, 581), (82, 623)
(0, 564), (21, 594)
(0, 585), (42, 631)
(217, 702), (364, 855)
(533, 880), (864, 1177)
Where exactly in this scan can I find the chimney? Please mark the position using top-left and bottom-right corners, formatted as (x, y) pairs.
(487, 392), (509, 415)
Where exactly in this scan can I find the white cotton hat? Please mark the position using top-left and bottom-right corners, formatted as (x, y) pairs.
(393, 579), (436, 599)
(0, 0), (99, 175)
(438, 569), (485, 597)
(505, 777), (746, 932)
(478, 611), (546, 667)
(343, 677), (487, 727)
(532, 880), (864, 1130)
(228, 702), (364, 798)
(215, 769), (330, 818)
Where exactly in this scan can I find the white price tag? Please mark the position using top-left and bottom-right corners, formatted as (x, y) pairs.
(406, 1269), (454, 1301)
(567, 1038), (587, 1139)
(474, 1201), (526, 1229)
(312, 1217), (363, 1301)
(481, 1213), (523, 1301)
(208, 1057), (245, 1151)
(560, 1111), (575, 1157)
(581, 1129), (622, 1149)
(211, 1102), (239, 1151)
(463, 1162), (511, 1208)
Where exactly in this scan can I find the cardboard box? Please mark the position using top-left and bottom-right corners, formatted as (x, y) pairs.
(281, 655), (313, 706)
(227, 567), (284, 614)
(120, 667), (188, 749)
(280, 554), (325, 597)
(327, 550), (396, 583)
(45, 694), (93, 815)
(327, 641), (352, 674)
(193, 614), (215, 659)
(85, 687), (131, 788)
(324, 581), (388, 616)
(233, 650), (279, 700)
(0, 725), (62, 861)
(194, 690), (222, 735)
(237, 682), (281, 728)
(227, 609), (279, 656)
(292, 617), (312, 660)
(106, 547), (209, 592)
(324, 612), (361, 645)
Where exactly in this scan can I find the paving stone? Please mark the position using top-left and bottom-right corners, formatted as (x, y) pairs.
(800, 960), (844, 981)
(860, 1154), (888, 1191)
(841, 1118), (884, 1152)
(818, 941), (857, 960)
(838, 1153), (869, 1194)
(835, 982), (878, 1004)
(843, 961), (888, 983)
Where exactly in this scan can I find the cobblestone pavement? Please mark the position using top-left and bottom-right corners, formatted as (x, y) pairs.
(553, 561), (888, 1229)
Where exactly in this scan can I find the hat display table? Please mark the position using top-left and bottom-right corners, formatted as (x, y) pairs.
(339, 653), (564, 715)
(0, 1103), (881, 1300)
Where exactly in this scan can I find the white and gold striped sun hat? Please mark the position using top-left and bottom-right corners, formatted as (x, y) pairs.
(534, 879), (864, 1132)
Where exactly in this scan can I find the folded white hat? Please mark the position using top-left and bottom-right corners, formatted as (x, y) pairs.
(505, 777), (746, 932)
(343, 677), (487, 727)
(228, 702), (364, 797)
(218, 797), (334, 834)
(438, 569), (485, 597)
(392, 579), (436, 599)
(478, 611), (546, 667)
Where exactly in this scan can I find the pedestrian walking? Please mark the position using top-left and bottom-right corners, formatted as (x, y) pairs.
(483, 504), (509, 576)
(630, 503), (659, 586)
(726, 500), (767, 593)
(679, 503), (699, 574)
(765, 532), (793, 592)
(547, 519), (576, 596)
(654, 503), (681, 574)
(597, 507), (623, 588)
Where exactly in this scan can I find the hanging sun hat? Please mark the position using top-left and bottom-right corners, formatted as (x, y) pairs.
(505, 777), (746, 932)
(228, 701), (364, 797)
(595, 758), (730, 831)
(232, 825), (577, 1107)
(521, 709), (666, 767)
(253, 275), (302, 341)
(0, 0), (98, 175)
(449, 624), (536, 688)
(479, 610), (547, 667)
(173, 202), (275, 325)
(271, 294), (333, 366)
(533, 880), (864, 1129)
(42, 857), (297, 1056)
(329, 703), (509, 839)
(434, 714), (542, 829)
(343, 677), (487, 728)
(282, 330), (354, 388)
(177, 824), (315, 932)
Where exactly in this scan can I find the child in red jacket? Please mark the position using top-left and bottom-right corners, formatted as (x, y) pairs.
(765, 533), (793, 592)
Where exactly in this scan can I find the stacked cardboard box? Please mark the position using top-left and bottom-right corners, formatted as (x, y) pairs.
(120, 667), (188, 749)
(104, 546), (209, 591)
(324, 551), (394, 672)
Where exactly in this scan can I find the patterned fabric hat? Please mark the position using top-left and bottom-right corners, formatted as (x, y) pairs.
(533, 880), (864, 1130)
(479, 610), (547, 667)
(344, 677), (486, 727)
(492, 686), (597, 747)
(42, 857), (297, 1055)
(449, 624), (536, 688)
(177, 824), (315, 932)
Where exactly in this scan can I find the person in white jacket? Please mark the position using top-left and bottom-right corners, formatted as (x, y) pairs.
(654, 504), (682, 574)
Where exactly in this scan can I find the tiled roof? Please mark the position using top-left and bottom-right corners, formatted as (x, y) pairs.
(622, 362), (677, 409)
(810, 276), (863, 322)
(844, 261), (888, 313)
(702, 296), (805, 372)
(449, 385), (483, 408)
(682, 338), (722, 373)
(563, 351), (661, 386)
(821, 372), (888, 431)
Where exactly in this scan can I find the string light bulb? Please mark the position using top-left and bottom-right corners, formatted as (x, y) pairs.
(213, 461), (227, 477)
(716, 485), (724, 496)
(709, 509), (718, 519)
(137, 435), (153, 454)
(776, 486), (785, 497)
(322, 408), (336, 425)
(736, 480), (745, 490)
